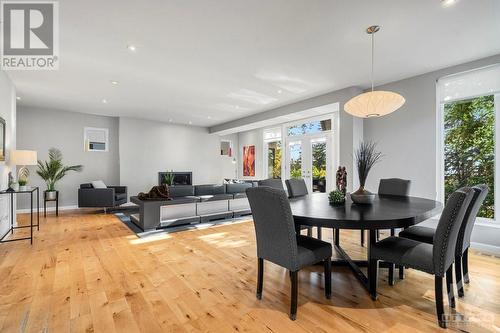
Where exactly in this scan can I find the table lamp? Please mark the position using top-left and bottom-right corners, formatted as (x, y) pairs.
(10, 150), (38, 191)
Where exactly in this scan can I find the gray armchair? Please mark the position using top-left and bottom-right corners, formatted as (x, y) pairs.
(78, 183), (128, 208)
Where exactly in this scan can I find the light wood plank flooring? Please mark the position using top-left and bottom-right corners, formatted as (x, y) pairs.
(0, 211), (498, 332)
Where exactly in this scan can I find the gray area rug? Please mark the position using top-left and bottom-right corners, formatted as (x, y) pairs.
(115, 212), (252, 238)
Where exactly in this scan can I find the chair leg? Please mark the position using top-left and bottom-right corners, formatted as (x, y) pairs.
(446, 267), (456, 308)
(388, 263), (395, 286)
(324, 259), (332, 299)
(368, 259), (378, 300)
(317, 227), (322, 240)
(307, 227), (313, 237)
(399, 266), (405, 280)
(435, 276), (446, 328)
(463, 248), (470, 284)
(360, 229), (365, 247)
(256, 258), (263, 299)
(455, 255), (464, 297)
(290, 271), (298, 320)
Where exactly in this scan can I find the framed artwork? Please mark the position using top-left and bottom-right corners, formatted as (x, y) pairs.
(243, 145), (255, 177)
(0, 117), (5, 161)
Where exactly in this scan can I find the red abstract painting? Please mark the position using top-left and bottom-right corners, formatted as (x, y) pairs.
(243, 145), (255, 177)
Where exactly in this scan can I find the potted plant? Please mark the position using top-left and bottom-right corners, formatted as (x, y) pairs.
(351, 141), (382, 204)
(18, 168), (29, 191)
(36, 148), (83, 199)
(164, 170), (175, 186)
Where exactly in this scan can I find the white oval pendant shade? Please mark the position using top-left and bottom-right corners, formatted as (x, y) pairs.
(344, 90), (405, 118)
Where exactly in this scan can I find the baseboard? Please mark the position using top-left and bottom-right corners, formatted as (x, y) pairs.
(470, 242), (500, 256)
(16, 205), (79, 214)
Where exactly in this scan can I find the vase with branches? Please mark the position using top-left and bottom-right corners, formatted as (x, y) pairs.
(351, 141), (382, 204)
(37, 148), (83, 199)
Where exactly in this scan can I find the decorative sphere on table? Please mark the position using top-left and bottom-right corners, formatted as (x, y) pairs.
(329, 189), (345, 205)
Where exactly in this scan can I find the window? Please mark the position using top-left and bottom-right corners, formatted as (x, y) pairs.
(84, 127), (109, 152)
(263, 127), (282, 179)
(287, 119), (331, 137)
(438, 64), (500, 221)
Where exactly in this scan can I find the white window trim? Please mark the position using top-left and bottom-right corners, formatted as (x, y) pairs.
(84, 127), (109, 152)
(436, 89), (500, 224)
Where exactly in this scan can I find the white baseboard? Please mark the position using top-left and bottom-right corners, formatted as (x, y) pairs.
(470, 242), (500, 256)
(16, 205), (79, 214)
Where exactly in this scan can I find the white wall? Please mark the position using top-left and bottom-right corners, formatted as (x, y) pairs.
(0, 71), (16, 235)
(119, 117), (238, 198)
(364, 54), (500, 199)
(16, 107), (120, 209)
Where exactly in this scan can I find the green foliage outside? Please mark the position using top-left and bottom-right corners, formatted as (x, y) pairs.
(312, 142), (326, 180)
(444, 95), (494, 218)
(267, 142), (282, 179)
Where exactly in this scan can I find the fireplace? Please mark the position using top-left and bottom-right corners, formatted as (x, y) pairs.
(158, 172), (192, 186)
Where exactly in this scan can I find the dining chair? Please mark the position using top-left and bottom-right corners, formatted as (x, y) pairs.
(369, 187), (474, 328)
(399, 184), (488, 298)
(360, 178), (411, 246)
(246, 186), (332, 320)
(285, 178), (321, 239)
(259, 178), (314, 237)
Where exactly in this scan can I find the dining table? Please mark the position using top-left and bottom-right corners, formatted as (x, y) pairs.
(289, 192), (442, 298)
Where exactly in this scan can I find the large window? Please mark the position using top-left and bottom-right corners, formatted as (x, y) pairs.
(287, 119), (331, 136)
(263, 128), (282, 179)
(444, 96), (495, 218)
(438, 64), (500, 221)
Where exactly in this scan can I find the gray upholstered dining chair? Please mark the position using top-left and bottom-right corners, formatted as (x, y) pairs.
(246, 186), (332, 320)
(399, 184), (488, 298)
(285, 178), (321, 239)
(361, 178), (411, 246)
(369, 187), (474, 328)
(258, 178), (285, 190)
(260, 178), (314, 237)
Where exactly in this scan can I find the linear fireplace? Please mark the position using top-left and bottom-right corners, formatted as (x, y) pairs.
(158, 172), (192, 186)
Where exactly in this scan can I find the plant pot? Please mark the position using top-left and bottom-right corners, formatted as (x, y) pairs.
(46, 191), (57, 200)
(350, 187), (375, 204)
(19, 185), (28, 191)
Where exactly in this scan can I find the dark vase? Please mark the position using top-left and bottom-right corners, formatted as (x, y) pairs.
(350, 186), (375, 204)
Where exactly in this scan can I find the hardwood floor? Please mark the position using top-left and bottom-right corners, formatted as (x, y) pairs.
(0, 211), (499, 332)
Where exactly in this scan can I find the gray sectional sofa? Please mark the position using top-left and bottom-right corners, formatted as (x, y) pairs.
(130, 183), (256, 231)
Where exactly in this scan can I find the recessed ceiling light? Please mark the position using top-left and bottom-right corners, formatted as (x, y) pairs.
(102, 99), (108, 104)
(235, 105), (240, 109)
(207, 116), (211, 119)
(110, 80), (119, 85)
(168, 119), (173, 122)
(127, 45), (137, 51)
(277, 89), (283, 94)
(188, 121), (192, 125)
(441, 0), (456, 7)
(16, 96), (21, 100)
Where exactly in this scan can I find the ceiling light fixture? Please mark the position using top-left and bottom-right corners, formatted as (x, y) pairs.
(102, 99), (108, 104)
(16, 96), (21, 100)
(277, 89), (283, 94)
(110, 80), (119, 85)
(188, 121), (192, 125)
(168, 119), (173, 123)
(441, 0), (456, 7)
(344, 26), (405, 118)
(127, 45), (137, 51)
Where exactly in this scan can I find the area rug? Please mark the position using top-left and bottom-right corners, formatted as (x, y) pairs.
(115, 212), (252, 238)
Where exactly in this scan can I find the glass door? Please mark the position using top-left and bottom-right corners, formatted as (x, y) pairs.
(287, 136), (330, 193)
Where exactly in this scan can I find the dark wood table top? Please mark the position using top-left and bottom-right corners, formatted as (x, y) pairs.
(289, 193), (442, 230)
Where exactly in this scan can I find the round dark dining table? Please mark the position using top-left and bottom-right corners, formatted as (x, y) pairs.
(289, 192), (442, 296)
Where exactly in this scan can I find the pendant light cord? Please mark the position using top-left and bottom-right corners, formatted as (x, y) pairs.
(371, 31), (374, 92)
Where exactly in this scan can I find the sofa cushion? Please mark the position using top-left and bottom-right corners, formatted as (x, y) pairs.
(168, 185), (195, 198)
(80, 183), (93, 189)
(225, 183), (252, 194)
(194, 184), (226, 196)
(91, 180), (107, 189)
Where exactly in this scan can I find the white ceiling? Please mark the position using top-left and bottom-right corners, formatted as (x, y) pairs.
(8, 0), (500, 127)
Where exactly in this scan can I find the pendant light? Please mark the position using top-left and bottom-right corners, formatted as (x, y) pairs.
(344, 26), (405, 118)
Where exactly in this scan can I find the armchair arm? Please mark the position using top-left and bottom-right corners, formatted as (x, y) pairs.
(108, 186), (127, 195)
(78, 188), (115, 207)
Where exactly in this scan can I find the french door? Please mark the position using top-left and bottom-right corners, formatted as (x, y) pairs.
(286, 134), (332, 193)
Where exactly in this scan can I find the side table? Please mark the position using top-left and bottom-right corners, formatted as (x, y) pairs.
(0, 187), (40, 244)
(44, 190), (59, 217)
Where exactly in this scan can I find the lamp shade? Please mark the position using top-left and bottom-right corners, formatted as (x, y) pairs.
(344, 90), (405, 118)
(10, 150), (37, 165)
